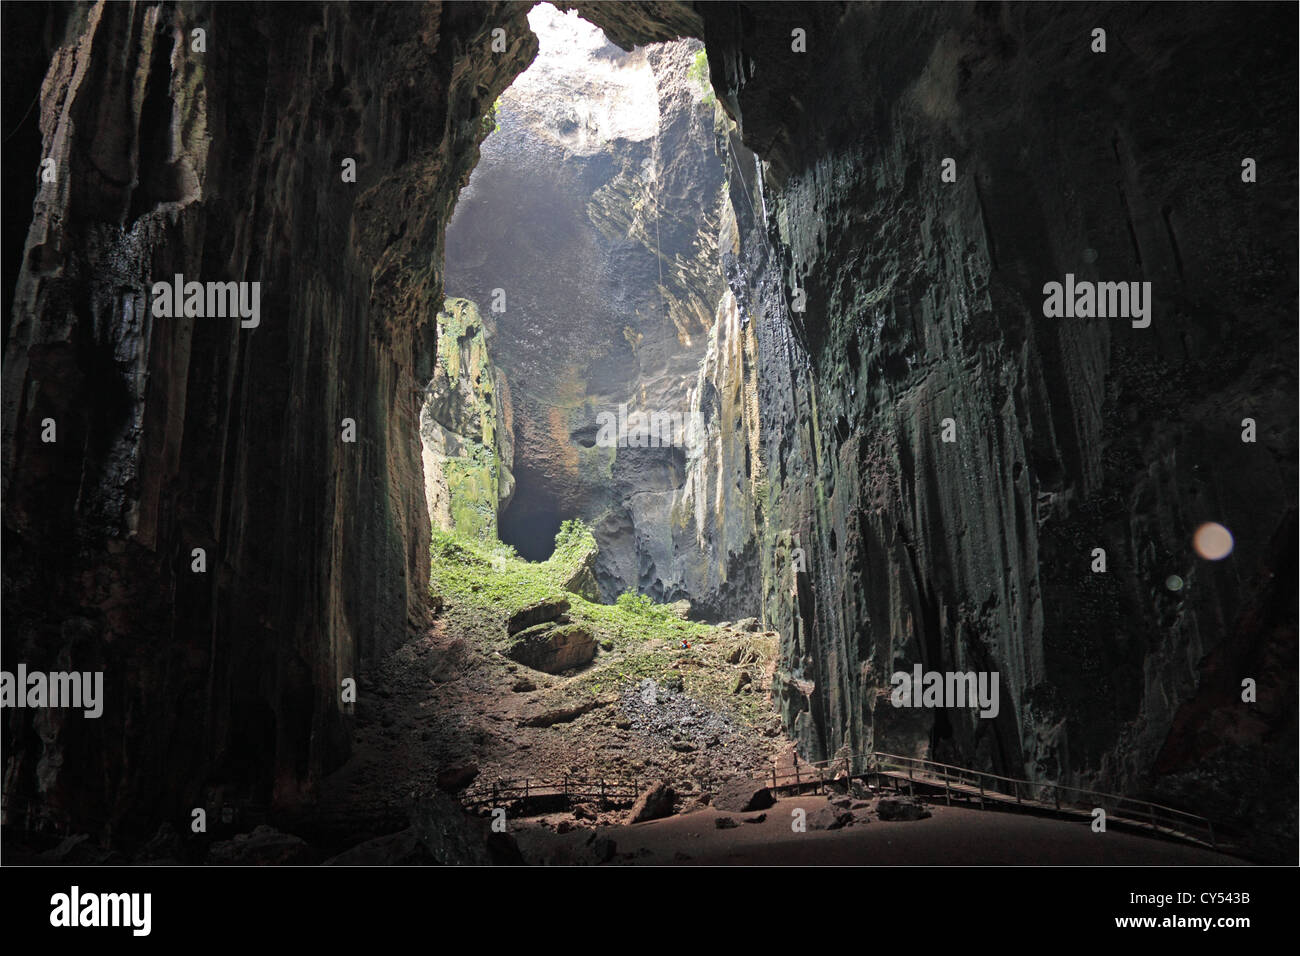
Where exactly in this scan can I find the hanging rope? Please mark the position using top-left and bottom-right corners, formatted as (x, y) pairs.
(726, 132), (762, 222)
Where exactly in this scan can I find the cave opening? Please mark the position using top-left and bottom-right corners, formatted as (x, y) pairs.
(426, 1), (747, 608)
(498, 491), (565, 562)
(403, 3), (790, 829)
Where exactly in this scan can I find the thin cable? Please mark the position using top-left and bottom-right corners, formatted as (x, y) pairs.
(726, 133), (761, 221)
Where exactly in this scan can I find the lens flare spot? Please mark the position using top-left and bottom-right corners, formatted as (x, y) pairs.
(1193, 522), (1234, 561)
(1165, 575), (1184, 592)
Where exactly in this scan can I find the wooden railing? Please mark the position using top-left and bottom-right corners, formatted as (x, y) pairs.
(756, 750), (1217, 849)
(460, 775), (641, 807)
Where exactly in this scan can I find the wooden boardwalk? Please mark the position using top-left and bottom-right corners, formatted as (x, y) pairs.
(758, 750), (1220, 850)
(459, 750), (1221, 852)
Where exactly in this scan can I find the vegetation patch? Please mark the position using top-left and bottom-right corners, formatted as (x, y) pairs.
(429, 519), (775, 728)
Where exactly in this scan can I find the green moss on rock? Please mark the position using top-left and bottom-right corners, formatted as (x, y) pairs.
(421, 297), (514, 541)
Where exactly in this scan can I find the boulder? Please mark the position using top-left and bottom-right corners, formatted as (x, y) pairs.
(807, 806), (855, 830)
(587, 835), (618, 864)
(408, 793), (523, 864)
(435, 761), (479, 793)
(207, 825), (311, 865)
(727, 644), (761, 664)
(713, 777), (775, 813)
(506, 597), (570, 635)
(506, 622), (596, 673)
(874, 796), (932, 821)
(626, 781), (676, 824)
(715, 816), (739, 829)
(519, 697), (607, 727)
(39, 833), (123, 865)
(562, 552), (601, 602)
(134, 823), (186, 864)
(324, 829), (438, 866)
(522, 830), (618, 866)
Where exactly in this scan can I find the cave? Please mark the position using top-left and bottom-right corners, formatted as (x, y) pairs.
(428, 4), (733, 578)
(1, 0), (1296, 876)
(498, 494), (565, 561)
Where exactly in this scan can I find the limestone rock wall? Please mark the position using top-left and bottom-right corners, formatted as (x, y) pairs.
(697, 1), (1296, 856)
(2, 0), (537, 834)
(421, 297), (515, 541)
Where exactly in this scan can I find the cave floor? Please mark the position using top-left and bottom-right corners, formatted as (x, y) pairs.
(516, 796), (1251, 866)
(313, 603), (797, 832)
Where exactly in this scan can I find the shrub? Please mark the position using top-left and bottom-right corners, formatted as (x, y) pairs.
(481, 97), (501, 135)
(688, 49), (716, 108)
(615, 590), (656, 616)
(430, 529), (485, 564)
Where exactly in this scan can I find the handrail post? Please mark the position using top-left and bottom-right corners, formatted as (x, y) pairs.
(944, 768), (951, 806)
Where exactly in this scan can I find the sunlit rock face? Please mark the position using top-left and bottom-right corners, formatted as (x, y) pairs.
(421, 299), (515, 542)
(444, 5), (746, 609)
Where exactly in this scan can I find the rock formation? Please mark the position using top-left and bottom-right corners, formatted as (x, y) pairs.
(421, 297), (514, 540)
(2, 0), (537, 837)
(696, 1), (1297, 859)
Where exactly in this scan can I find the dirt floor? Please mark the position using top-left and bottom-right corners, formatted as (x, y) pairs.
(512, 796), (1251, 866)
(310, 553), (1247, 867)
(315, 611), (798, 827)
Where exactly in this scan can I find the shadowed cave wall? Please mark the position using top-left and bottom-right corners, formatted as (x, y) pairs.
(2, 1), (1295, 859)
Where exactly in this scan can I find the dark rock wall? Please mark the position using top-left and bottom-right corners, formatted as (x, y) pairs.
(2, 0), (535, 835)
(698, 1), (1296, 855)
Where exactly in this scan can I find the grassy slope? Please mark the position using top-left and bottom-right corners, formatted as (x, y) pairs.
(429, 521), (777, 727)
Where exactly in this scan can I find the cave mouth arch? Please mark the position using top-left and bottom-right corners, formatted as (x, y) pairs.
(430, 2), (738, 601)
